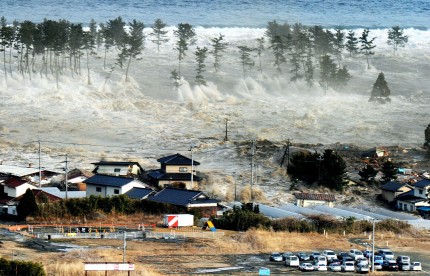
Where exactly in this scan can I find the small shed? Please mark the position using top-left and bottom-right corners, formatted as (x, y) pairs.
(294, 193), (336, 208)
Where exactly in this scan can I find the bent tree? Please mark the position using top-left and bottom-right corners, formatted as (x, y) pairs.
(387, 26), (408, 55)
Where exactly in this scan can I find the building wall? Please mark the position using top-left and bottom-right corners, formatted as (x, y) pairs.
(5, 183), (35, 198)
(397, 200), (430, 212)
(382, 186), (412, 202)
(414, 186), (430, 199)
(158, 180), (195, 190)
(86, 181), (145, 197)
(164, 165), (195, 173)
(96, 165), (141, 177)
(296, 199), (334, 208)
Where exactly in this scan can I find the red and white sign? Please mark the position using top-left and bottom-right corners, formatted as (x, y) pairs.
(167, 215), (179, 228)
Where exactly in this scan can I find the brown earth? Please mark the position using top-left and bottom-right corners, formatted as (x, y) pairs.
(1, 224), (430, 276)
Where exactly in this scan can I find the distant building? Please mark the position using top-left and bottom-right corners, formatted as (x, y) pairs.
(294, 193), (336, 208)
(146, 153), (201, 190)
(91, 161), (144, 178)
(84, 174), (147, 197)
(395, 179), (430, 212)
(380, 181), (413, 202)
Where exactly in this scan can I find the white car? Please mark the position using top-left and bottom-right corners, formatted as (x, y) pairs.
(356, 257), (369, 266)
(314, 263), (327, 271)
(328, 263), (342, 272)
(349, 249), (365, 260)
(341, 261), (355, 272)
(372, 262), (382, 270)
(269, 252), (283, 262)
(285, 255), (300, 267)
(356, 264), (370, 273)
(323, 250), (337, 260)
(378, 249), (394, 260)
(410, 262), (422, 271)
(299, 263), (314, 271)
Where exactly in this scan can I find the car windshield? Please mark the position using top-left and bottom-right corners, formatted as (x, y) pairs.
(375, 256), (382, 260)
(346, 263), (354, 266)
(327, 252), (335, 255)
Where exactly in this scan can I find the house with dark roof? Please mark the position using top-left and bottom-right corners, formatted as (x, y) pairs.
(2, 176), (37, 198)
(84, 174), (147, 198)
(91, 161), (144, 178)
(294, 193), (336, 208)
(380, 181), (413, 202)
(125, 187), (155, 200)
(395, 179), (430, 212)
(148, 187), (220, 217)
(146, 153), (201, 190)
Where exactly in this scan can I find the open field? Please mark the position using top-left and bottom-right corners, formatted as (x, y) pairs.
(1, 226), (430, 275)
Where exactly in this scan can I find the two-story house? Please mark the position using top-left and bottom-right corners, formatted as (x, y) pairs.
(380, 181), (413, 202)
(396, 179), (430, 212)
(91, 161), (144, 178)
(146, 153), (201, 190)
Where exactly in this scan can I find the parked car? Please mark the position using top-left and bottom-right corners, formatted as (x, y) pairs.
(322, 250), (337, 261)
(356, 264), (370, 273)
(297, 252), (310, 261)
(396, 255), (410, 265)
(313, 262), (327, 271)
(285, 255), (300, 267)
(341, 261), (355, 272)
(382, 259), (398, 271)
(363, 250), (373, 258)
(282, 251), (294, 261)
(398, 262), (410, 271)
(315, 255), (328, 266)
(328, 263), (342, 272)
(309, 251), (321, 260)
(328, 257), (340, 265)
(378, 249), (394, 260)
(337, 251), (349, 261)
(373, 255), (384, 265)
(410, 262), (422, 271)
(269, 252), (283, 262)
(356, 257), (369, 266)
(299, 263), (314, 271)
(349, 249), (364, 260)
(372, 262), (382, 271)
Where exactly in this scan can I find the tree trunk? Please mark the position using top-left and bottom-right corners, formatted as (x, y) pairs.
(86, 49), (91, 85)
(125, 55), (132, 82)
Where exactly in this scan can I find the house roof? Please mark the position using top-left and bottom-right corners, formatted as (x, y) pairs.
(396, 190), (427, 203)
(148, 187), (218, 207)
(91, 161), (142, 167)
(414, 179), (430, 188)
(0, 165), (40, 177)
(40, 187), (86, 199)
(4, 177), (28, 188)
(157, 153), (200, 166)
(125, 187), (154, 199)
(381, 181), (411, 192)
(83, 174), (139, 187)
(294, 193), (336, 202)
(31, 189), (62, 201)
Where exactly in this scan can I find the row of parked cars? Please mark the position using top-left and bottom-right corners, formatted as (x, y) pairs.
(269, 248), (422, 273)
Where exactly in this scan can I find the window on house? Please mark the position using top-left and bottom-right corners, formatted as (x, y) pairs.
(409, 205), (413, 211)
(114, 168), (121, 173)
(398, 203), (402, 209)
(96, 187), (102, 192)
(419, 189), (423, 195)
(114, 189), (120, 194)
(179, 167), (188, 172)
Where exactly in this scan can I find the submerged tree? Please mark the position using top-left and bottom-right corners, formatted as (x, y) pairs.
(255, 37), (265, 74)
(345, 30), (359, 57)
(369, 72), (391, 103)
(120, 19), (145, 82)
(174, 23), (196, 78)
(150, 18), (169, 53)
(269, 35), (286, 73)
(333, 29), (345, 65)
(210, 34), (228, 72)
(237, 45), (254, 79)
(359, 29), (376, 69)
(387, 26), (408, 55)
(194, 46), (208, 85)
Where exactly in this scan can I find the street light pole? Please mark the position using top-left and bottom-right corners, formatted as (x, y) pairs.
(190, 145), (195, 189)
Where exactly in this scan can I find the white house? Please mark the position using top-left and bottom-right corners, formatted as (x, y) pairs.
(91, 161), (143, 178)
(84, 175), (147, 197)
(294, 193), (336, 208)
(396, 179), (430, 212)
(3, 177), (37, 198)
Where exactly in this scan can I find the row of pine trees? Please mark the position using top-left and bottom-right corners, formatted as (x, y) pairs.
(0, 16), (408, 92)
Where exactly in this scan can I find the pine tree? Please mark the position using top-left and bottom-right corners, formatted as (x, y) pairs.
(269, 35), (286, 73)
(359, 29), (376, 69)
(255, 37), (265, 74)
(237, 45), (254, 79)
(369, 72), (391, 103)
(150, 19), (169, 53)
(304, 49), (314, 87)
(345, 30), (358, 57)
(210, 34), (228, 72)
(387, 26), (408, 55)
(174, 23), (196, 78)
(319, 54), (336, 92)
(333, 29), (345, 65)
(195, 46), (208, 85)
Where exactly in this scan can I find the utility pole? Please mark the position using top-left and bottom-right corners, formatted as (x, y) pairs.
(63, 154), (69, 200)
(372, 219), (375, 273)
(224, 118), (229, 142)
(190, 145), (195, 189)
(123, 231), (127, 263)
(38, 140), (41, 187)
(233, 172), (237, 201)
(280, 138), (292, 168)
(250, 139), (256, 202)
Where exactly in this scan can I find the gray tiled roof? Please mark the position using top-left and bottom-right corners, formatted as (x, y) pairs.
(157, 153), (200, 166)
(294, 193), (336, 201)
(414, 179), (430, 188)
(83, 174), (136, 187)
(148, 187), (218, 207)
(381, 181), (409, 192)
(125, 187), (154, 199)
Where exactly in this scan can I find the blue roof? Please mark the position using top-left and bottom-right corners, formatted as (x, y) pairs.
(125, 187), (154, 199)
(417, 206), (430, 211)
(83, 175), (136, 187)
(414, 179), (430, 188)
(396, 190), (427, 203)
(381, 181), (409, 192)
(148, 187), (218, 207)
(157, 153), (200, 166)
